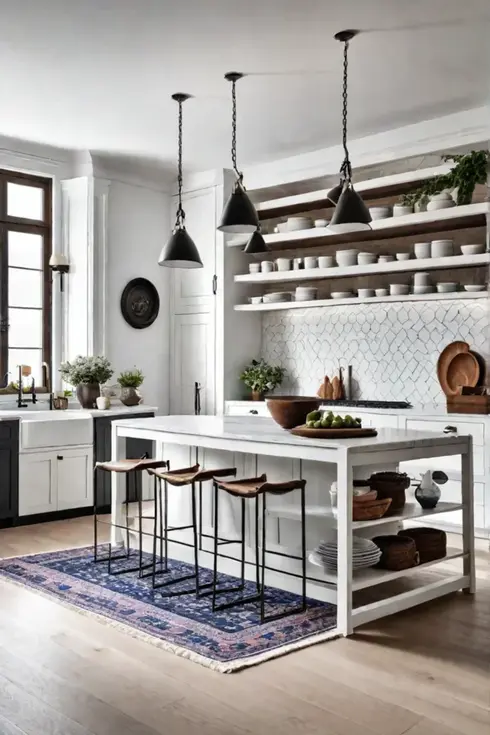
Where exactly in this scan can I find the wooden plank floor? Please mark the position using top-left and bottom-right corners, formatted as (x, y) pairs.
(0, 516), (489, 735)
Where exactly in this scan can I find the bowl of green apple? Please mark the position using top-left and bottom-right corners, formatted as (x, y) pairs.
(290, 410), (377, 438)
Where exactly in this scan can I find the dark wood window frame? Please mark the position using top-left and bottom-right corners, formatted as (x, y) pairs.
(0, 169), (52, 391)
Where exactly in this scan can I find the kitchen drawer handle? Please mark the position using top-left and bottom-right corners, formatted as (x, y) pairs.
(57, 455), (64, 460)
(249, 409), (259, 415)
(443, 425), (458, 434)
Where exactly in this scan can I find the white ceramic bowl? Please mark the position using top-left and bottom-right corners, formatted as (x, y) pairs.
(358, 288), (375, 298)
(427, 192), (455, 211)
(461, 244), (485, 256)
(336, 249), (359, 267)
(295, 287), (318, 302)
(436, 282), (458, 293)
(413, 271), (430, 285)
(249, 296), (262, 304)
(293, 257), (303, 270)
(369, 206), (392, 220)
(261, 261), (274, 273)
(249, 262), (261, 274)
(390, 284), (410, 296)
(286, 216), (313, 231)
(413, 284), (434, 294)
(431, 239), (453, 258)
(414, 242), (431, 259)
(396, 253), (411, 261)
(314, 218), (329, 228)
(263, 292), (292, 303)
(357, 252), (377, 266)
(276, 222), (289, 233)
(304, 256), (318, 269)
(393, 204), (413, 217)
(318, 255), (335, 268)
(331, 291), (354, 300)
(275, 258), (292, 272)
(464, 284), (486, 292)
(375, 288), (389, 297)
(378, 254), (395, 263)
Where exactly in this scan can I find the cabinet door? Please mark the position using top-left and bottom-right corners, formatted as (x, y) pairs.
(19, 453), (56, 516)
(171, 188), (216, 313)
(57, 448), (93, 510)
(171, 312), (215, 415)
(0, 421), (19, 520)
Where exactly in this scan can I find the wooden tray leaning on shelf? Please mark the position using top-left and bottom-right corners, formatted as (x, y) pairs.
(290, 425), (377, 439)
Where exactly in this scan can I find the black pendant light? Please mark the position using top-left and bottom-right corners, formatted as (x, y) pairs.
(328, 30), (372, 233)
(159, 94), (203, 269)
(243, 227), (270, 254)
(218, 72), (260, 235)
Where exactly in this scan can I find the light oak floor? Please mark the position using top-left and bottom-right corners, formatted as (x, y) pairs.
(0, 516), (489, 735)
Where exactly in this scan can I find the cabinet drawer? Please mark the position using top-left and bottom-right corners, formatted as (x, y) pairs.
(226, 403), (270, 417)
(405, 419), (484, 446)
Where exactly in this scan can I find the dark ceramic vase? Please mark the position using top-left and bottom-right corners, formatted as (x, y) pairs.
(414, 483), (441, 509)
(120, 386), (141, 406)
(76, 383), (100, 409)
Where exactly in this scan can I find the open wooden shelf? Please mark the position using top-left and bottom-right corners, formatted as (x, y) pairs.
(235, 290), (488, 312)
(235, 253), (490, 286)
(227, 202), (488, 251)
(256, 163), (453, 219)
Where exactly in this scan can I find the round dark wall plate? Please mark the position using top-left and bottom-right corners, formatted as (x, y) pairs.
(120, 278), (160, 329)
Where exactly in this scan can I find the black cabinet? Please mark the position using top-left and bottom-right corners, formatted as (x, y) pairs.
(0, 421), (19, 521)
(93, 413), (155, 510)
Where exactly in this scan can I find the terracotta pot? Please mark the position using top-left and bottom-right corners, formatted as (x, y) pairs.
(76, 383), (100, 409)
(120, 386), (141, 407)
(251, 390), (263, 401)
(266, 396), (321, 429)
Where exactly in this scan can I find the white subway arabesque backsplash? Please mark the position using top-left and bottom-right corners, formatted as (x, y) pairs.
(261, 299), (489, 404)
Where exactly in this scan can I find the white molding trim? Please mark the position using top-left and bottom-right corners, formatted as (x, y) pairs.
(93, 178), (111, 356)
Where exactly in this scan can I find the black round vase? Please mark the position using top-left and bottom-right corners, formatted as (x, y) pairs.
(76, 383), (100, 409)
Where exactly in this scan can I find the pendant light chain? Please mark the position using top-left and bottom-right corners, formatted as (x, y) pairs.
(340, 39), (352, 183)
(176, 98), (185, 227)
(231, 78), (242, 182)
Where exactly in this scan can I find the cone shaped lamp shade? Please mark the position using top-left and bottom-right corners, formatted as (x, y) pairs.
(243, 229), (270, 254)
(326, 181), (344, 206)
(328, 185), (372, 234)
(218, 181), (260, 234)
(158, 227), (203, 268)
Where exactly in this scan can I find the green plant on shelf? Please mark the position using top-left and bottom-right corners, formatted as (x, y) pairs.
(240, 359), (285, 396)
(400, 149), (489, 208)
(59, 355), (114, 386)
(117, 368), (144, 388)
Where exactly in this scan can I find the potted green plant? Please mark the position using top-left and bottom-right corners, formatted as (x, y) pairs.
(240, 359), (285, 401)
(59, 355), (114, 409)
(117, 368), (144, 407)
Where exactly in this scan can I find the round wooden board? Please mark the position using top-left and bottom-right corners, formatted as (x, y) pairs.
(290, 425), (378, 439)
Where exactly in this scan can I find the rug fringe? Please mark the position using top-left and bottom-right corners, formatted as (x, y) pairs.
(0, 554), (340, 674)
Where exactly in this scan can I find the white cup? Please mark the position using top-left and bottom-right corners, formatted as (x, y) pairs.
(413, 271), (430, 285)
(304, 256), (318, 269)
(293, 257), (303, 270)
(275, 258), (292, 272)
(249, 262), (260, 274)
(318, 256), (335, 268)
(414, 242), (431, 259)
(261, 261), (274, 273)
(96, 396), (110, 410)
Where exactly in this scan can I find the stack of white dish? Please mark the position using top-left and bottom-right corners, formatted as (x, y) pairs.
(369, 205), (392, 220)
(286, 216), (313, 231)
(378, 254), (395, 263)
(464, 284), (486, 292)
(275, 258), (292, 271)
(436, 282), (458, 293)
(431, 239), (453, 257)
(263, 292), (292, 303)
(314, 218), (329, 228)
(318, 255), (335, 268)
(295, 286), (318, 302)
(390, 284), (410, 296)
(461, 243), (485, 255)
(427, 191), (455, 211)
(358, 252), (377, 265)
(358, 288), (375, 298)
(331, 291), (354, 299)
(336, 249), (359, 267)
(310, 536), (381, 572)
(413, 272), (433, 294)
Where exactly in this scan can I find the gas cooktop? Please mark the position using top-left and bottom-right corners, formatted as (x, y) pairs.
(320, 400), (412, 409)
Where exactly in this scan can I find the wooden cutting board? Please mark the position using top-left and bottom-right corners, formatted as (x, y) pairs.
(290, 425), (377, 439)
(446, 352), (480, 393)
(437, 341), (470, 396)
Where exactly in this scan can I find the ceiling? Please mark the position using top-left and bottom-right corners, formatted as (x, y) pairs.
(0, 0), (488, 175)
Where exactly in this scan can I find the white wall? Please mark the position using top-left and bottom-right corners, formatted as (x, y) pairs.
(106, 180), (171, 414)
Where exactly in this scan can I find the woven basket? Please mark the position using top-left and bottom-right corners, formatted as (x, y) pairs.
(352, 498), (392, 522)
(372, 534), (419, 571)
(398, 527), (447, 563)
(369, 472), (410, 513)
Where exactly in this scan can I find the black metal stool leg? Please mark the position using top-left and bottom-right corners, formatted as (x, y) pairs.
(93, 465), (99, 562)
(260, 492), (267, 623)
(212, 481), (219, 611)
(255, 495), (260, 593)
(301, 484), (307, 611)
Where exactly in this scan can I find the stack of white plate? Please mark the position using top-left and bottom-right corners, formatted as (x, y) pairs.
(309, 536), (381, 572)
(286, 216), (313, 231)
(262, 292), (292, 304)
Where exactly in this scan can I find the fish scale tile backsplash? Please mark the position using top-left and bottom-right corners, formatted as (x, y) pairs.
(261, 299), (489, 404)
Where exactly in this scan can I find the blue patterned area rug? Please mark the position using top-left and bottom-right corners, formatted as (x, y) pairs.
(0, 546), (337, 673)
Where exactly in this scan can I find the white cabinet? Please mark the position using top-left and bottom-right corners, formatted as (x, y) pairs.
(19, 447), (93, 517)
(171, 188), (217, 314)
(170, 311), (215, 415)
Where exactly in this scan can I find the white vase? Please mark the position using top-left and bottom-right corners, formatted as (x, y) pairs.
(96, 395), (111, 410)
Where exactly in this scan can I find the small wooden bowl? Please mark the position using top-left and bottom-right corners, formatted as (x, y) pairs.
(352, 498), (392, 522)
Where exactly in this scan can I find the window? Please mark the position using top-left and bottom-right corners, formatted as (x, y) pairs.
(0, 169), (52, 390)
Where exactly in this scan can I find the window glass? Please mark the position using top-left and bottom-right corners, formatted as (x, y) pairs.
(7, 182), (44, 220)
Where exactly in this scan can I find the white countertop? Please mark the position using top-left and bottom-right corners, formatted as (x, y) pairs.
(113, 415), (467, 456)
(0, 405), (157, 423)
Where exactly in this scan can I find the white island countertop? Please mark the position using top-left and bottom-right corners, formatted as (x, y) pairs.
(113, 415), (469, 464)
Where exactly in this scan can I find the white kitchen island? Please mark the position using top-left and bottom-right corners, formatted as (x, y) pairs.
(111, 415), (475, 636)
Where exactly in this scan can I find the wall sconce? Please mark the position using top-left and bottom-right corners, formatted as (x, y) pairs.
(49, 253), (70, 291)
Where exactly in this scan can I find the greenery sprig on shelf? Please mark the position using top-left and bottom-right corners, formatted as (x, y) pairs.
(117, 368), (144, 388)
(400, 150), (489, 208)
(240, 359), (285, 395)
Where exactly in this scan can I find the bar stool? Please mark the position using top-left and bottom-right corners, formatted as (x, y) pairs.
(212, 473), (307, 624)
(147, 463), (237, 597)
(93, 457), (169, 576)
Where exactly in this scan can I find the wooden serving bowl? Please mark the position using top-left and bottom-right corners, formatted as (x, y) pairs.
(266, 396), (322, 429)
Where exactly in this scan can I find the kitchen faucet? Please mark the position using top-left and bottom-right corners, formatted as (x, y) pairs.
(16, 365), (37, 408)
